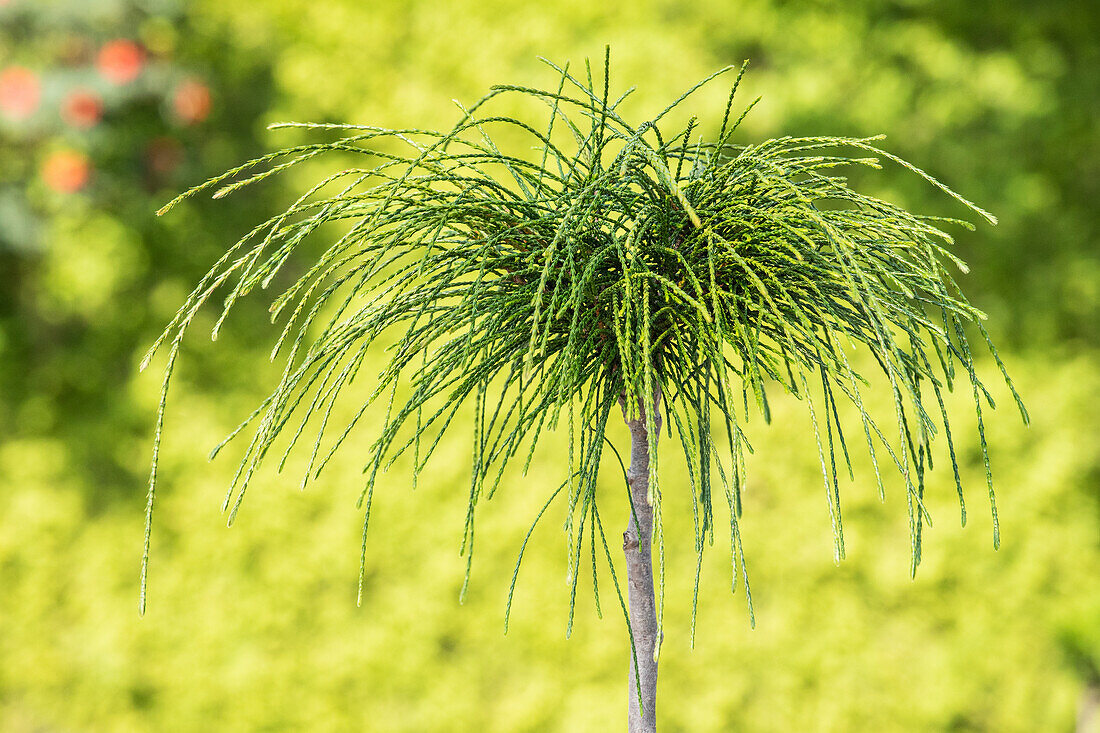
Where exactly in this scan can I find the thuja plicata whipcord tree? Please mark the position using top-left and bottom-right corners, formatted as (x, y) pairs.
(141, 50), (1027, 732)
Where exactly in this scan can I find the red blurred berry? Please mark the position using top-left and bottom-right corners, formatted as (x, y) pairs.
(97, 40), (144, 85)
(0, 66), (41, 120)
(42, 150), (91, 193)
(172, 79), (212, 124)
(146, 136), (184, 176)
(61, 89), (103, 129)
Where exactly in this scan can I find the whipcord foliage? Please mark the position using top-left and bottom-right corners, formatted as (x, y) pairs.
(141, 53), (1027, 669)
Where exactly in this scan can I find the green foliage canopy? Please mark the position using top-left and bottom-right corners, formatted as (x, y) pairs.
(144, 54), (1027, 659)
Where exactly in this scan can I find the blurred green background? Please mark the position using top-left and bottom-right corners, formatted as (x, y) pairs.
(2, 0), (1098, 730)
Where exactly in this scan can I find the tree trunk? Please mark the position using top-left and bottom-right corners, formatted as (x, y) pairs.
(622, 388), (662, 733)
(1080, 680), (1100, 733)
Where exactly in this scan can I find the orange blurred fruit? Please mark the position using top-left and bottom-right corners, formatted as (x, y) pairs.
(172, 79), (212, 124)
(42, 150), (91, 193)
(61, 89), (103, 129)
(0, 66), (41, 120)
(97, 40), (145, 85)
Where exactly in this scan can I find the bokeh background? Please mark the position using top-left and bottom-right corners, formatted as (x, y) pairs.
(2, 1), (1098, 731)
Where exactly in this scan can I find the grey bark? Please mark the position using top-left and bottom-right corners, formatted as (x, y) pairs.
(1080, 681), (1100, 733)
(621, 387), (662, 733)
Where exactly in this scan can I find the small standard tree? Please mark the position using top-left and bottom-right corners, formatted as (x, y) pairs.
(142, 53), (1026, 732)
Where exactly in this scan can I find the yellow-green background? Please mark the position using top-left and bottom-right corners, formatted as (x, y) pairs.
(2, 1), (1098, 730)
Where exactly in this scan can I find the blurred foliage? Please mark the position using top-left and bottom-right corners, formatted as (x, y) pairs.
(1, 351), (1097, 731)
(1, 0), (1098, 730)
(0, 0), (281, 504)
